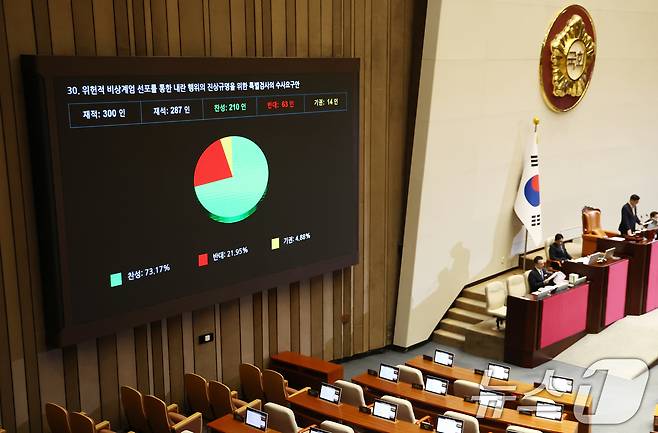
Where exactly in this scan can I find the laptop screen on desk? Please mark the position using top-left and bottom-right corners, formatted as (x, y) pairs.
(319, 383), (341, 404)
(479, 390), (505, 408)
(434, 349), (454, 366)
(245, 407), (268, 431)
(372, 399), (397, 421)
(424, 375), (449, 396)
(486, 363), (510, 381)
(436, 415), (464, 433)
(535, 401), (563, 421)
(378, 364), (399, 382)
(309, 428), (331, 433)
(548, 375), (574, 394)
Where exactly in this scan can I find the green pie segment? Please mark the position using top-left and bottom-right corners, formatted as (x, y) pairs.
(194, 136), (269, 223)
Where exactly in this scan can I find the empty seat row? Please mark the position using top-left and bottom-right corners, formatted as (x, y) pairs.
(45, 403), (132, 433)
(239, 363), (299, 405)
(485, 274), (530, 328)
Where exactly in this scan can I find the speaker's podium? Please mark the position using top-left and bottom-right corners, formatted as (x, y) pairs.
(597, 229), (658, 316)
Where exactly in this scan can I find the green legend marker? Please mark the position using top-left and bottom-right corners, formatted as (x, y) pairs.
(110, 272), (122, 287)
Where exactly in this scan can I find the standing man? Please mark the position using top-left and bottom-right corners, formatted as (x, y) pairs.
(528, 256), (554, 291)
(619, 194), (641, 236)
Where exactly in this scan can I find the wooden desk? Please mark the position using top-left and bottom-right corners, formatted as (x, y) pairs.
(207, 414), (281, 433)
(288, 391), (424, 433)
(597, 237), (658, 315)
(562, 258), (629, 332)
(654, 404), (658, 430)
(270, 352), (343, 391)
(351, 373), (578, 433)
(505, 282), (590, 368)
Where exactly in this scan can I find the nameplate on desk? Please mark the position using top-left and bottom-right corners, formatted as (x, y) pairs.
(367, 369), (378, 376)
(359, 406), (372, 414)
(419, 421), (433, 431)
(422, 354), (433, 361)
(474, 369), (484, 376)
(233, 412), (244, 422)
(307, 388), (319, 397)
(412, 383), (424, 390)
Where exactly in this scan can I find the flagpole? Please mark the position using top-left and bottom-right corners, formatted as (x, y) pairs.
(523, 117), (540, 271)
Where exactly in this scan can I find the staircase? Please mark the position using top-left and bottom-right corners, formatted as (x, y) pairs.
(432, 269), (523, 349)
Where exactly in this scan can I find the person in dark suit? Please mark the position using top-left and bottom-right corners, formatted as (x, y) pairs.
(549, 233), (572, 263)
(644, 211), (658, 229)
(528, 256), (552, 291)
(619, 194), (641, 236)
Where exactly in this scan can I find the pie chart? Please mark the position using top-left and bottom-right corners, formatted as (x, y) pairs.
(193, 136), (269, 223)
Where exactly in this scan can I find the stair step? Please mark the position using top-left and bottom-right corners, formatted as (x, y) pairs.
(454, 297), (488, 314)
(462, 286), (486, 302)
(446, 307), (491, 324)
(432, 329), (465, 349)
(439, 318), (473, 335)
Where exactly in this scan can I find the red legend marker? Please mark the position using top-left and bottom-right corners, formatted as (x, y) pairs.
(198, 253), (208, 267)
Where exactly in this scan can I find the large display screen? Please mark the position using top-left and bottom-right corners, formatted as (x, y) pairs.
(22, 56), (359, 346)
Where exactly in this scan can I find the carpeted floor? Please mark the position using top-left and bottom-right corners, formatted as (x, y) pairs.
(338, 339), (657, 433)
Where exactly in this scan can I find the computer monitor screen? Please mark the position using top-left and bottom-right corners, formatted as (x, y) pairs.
(245, 407), (268, 431)
(535, 401), (563, 421)
(378, 364), (399, 383)
(548, 375), (574, 394)
(424, 375), (449, 396)
(319, 383), (341, 404)
(604, 247), (615, 260)
(436, 415), (464, 433)
(309, 428), (331, 433)
(486, 363), (510, 381)
(434, 349), (455, 367)
(479, 390), (505, 408)
(372, 399), (397, 421)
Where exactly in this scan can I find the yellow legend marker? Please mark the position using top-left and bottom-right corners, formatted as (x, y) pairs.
(271, 237), (280, 250)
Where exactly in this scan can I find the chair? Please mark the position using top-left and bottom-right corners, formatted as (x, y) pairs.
(45, 402), (72, 433)
(506, 274), (527, 298)
(263, 402), (302, 433)
(395, 365), (424, 386)
(582, 207), (619, 256)
(208, 380), (254, 418)
(121, 386), (183, 433)
(506, 426), (544, 433)
(69, 411), (131, 433)
(453, 380), (480, 400)
(142, 395), (202, 433)
(333, 380), (366, 407)
(183, 373), (213, 419)
(380, 396), (430, 424)
(319, 420), (355, 433)
(442, 411), (479, 433)
(262, 369), (298, 405)
(485, 281), (507, 329)
(239, 363), (265, 402)
(523, 270), (531, 292)
(0, 427), (5, 433)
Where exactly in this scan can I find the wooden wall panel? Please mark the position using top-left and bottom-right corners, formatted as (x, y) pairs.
(0, 1), (422, 431)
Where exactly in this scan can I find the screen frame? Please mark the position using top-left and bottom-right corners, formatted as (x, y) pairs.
(534, 401), (564, 421)
(378, 363), (400, 383)
(319, 382), (342, 405)
(486, 362), (510, 381)
(371, 399), (398, 422)
(22, 55), (360, 347)
(309, 428), (331, 433)
(434, 349), (455, 367)
(424, 375), (449, 396)
(548, 375), (574, 393)
(244, 407), (268, 431)
(478, 389), (505, 408)
(435, 414), (464, 433)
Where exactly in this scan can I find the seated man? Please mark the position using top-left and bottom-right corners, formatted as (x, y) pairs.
(528, 256), (553, 292)
(644, 211), (658, 229)
(549, 233), (572, 264)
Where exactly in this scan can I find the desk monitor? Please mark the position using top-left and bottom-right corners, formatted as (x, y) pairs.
(319, 382), (342, 404)
(604, 247), (616, 260)
(587, 252), (604, 265)
(434, 349), (455, 367)
(309, 428), (331, 433)
(535, 401), (563, 421)
(378, 363), (400, 383)
(486, 363), (510, 381)
(548, 375), (574, 394)
(479, 390), (505, 408)
(436, 415), (464, 433)
(424, 375), (449, 396)
(372, 399), (398, 422)
(245, 407), (268, 431)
